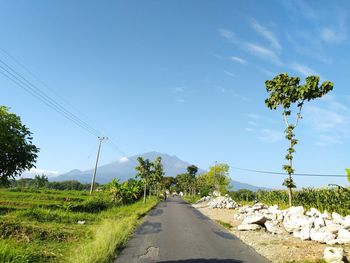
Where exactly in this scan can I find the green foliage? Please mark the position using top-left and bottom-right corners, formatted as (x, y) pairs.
(0, 187), (159, 263)
(231, 187), (350, 215)
(197, 163), (231, 195)
(346, 168), (350, 182)
(264, 74), (334, 205)
(104, 178), (142, 205)
(12, 178), (93, 190)
(0, 106), (39, 186)
(182, 194), (201, 204)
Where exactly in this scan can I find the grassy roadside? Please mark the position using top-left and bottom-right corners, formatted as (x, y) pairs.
(182, 195), (201, 204)
(68, 196), (159, 263)
(0, 188), (159, 263)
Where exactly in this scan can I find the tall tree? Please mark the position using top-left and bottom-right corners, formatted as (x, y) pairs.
(187, 165), (198, 196)
(0, 106), (39, 186)
(152, 156), (165, 196)
(265, 73), (333, 206)
(197, 163), (231, 195)
(135, 157), (153, 204)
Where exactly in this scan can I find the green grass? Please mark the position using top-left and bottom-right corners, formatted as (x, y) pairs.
(182, 195), (201, 204)
(0, 188), (159, 263)
(215, 220), (232, 230)
(68, 197), (158, 263)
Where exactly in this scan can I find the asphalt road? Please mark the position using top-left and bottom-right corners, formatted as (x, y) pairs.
(115, 196), (270, 263)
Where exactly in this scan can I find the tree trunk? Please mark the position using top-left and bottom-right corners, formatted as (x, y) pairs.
(288, 139), (293, 207)
(143, 181), (147, 204)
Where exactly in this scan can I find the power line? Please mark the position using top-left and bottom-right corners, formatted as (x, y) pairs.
(0, 47), (105, 136)
(0, 60), (101, 137)
(230, 166), (347, 178)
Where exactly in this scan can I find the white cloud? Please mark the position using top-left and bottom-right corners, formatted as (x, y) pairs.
(218, 28), (282, 66)
(219, 28), (236, 40)
(321, 27), (346, 45)
(246, 113), (260, 119)
(119, 157), (130, 163)
(250, 19), (281, 51)
(22, 168), (59, 178)
(224, 71), (236, 78)
(248, 121), (258, 126)
(231, 56), (247, 64)
(257, 67), (275, 77)
(172, 87), (184, 93)
(245, 127), (254, 132)
(176, 98), (185, 103)
(304, 95), (350, 146)
(289, 62), (321, 77)
(245, 43), (282, 66)
(257, 129), (284, 143)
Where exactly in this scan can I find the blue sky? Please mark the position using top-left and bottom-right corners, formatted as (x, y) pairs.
(1, 0), (349, 189)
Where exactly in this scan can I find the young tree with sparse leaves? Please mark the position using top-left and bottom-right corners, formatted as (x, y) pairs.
(0, 106), (39, 186)
(135, 157), (153, 204)
(265, 73), (333, 206)
(187, 165), (198, 196)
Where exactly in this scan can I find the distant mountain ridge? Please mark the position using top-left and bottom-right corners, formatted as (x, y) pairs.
(50, 151), (268, 191)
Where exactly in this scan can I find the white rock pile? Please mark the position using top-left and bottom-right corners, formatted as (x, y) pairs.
(235, 203), (350, 245)
(196, 196), (212, 203)
(207, 196), (238, 209)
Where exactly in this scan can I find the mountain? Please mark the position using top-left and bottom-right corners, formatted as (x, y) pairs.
(51, 151), (204, 184)
(50, 151), (267, 191)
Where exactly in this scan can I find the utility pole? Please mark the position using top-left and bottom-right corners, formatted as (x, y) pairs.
(90, 136), (107, 195)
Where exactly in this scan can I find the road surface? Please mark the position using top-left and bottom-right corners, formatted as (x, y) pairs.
(115, 196), (270, 263)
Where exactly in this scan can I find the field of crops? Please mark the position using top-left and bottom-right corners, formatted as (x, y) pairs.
(0, 188), (158, 263)
(230, 187), (350, 215)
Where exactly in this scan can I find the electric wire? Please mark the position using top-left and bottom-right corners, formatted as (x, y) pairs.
(0, 62), (100, 137)
(230, 166), (347, 177)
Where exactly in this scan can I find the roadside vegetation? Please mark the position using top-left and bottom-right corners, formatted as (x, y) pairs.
(0, 188), (158, 263)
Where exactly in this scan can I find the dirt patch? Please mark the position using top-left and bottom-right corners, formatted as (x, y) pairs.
(193, 204), (350, 263)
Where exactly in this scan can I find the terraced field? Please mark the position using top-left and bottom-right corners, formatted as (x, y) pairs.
(0, 188), (159, 263)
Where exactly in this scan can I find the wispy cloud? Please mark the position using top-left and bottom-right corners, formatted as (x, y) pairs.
(171, 86), (187, 103)
(320, 13), (347, 45)
(23, 168), (59, 178)
(219, 28), (282, 66)
(257, 129), (284, 143)
(250, 19), (281, 51)
(304, 95), (350, 146)
(245, 43), (282, 66)
(289, 62), (321, 78)
(224, 71), (236, 78)
(219, 28), (236, 40)
(256, 67), (275, 77)
(119, 157), (129, 163)
(321, 27), (346, 45)
(176, 98), (185, 103)
(231, 56), (247, 64)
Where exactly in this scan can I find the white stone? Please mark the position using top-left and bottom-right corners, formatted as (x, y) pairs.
(310, 229), (336, 244)
(77, 220), (86, 225)
(286, 206), (305, 216)
(337, 228), (350, 240)
(265, 221), (284, 234)
(327, 238), (350, 245)
(306, 208), (322, 217)
(321, 212), (332, 220)
(342, 215), (350, 228)
(283, 215), (311, 233)
(268, 205), (279, 213)
(293, 227), (310, 240)
(242, 215), (267, 226)
(238, 224), (262, 231)
(332, 212), (344, 225)
(324, 247), (344, 263)
(320, 224), (342, 235)
(313, 217), (326, 230)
